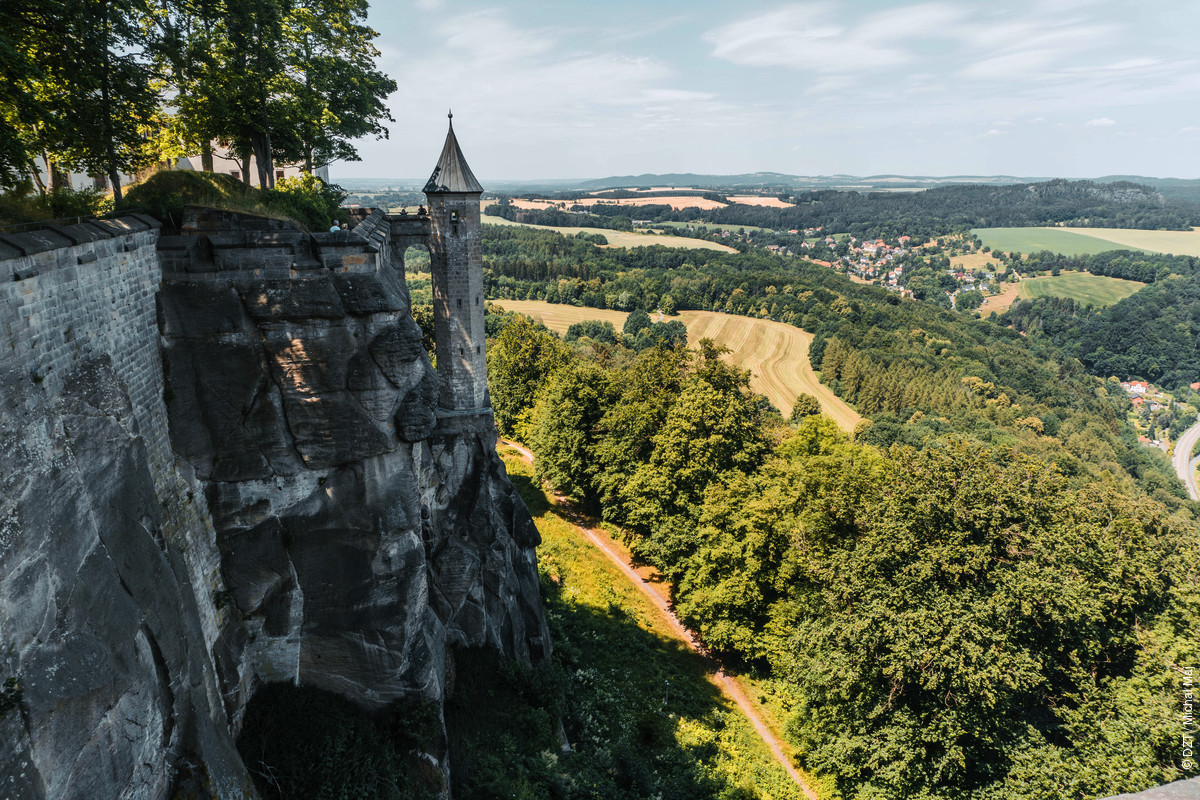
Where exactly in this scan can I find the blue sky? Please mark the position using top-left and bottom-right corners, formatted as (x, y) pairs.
(341, 0), (1200, 182)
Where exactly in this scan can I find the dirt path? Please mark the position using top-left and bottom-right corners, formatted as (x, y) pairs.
(503, 440), (818, 799)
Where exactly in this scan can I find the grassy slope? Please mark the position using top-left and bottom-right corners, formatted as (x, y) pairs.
(492, 300), (862, 430)
(973, 227), (1149, 256)
(1017, 271), (1145, 306)
(481, 214), (738, 252)
(500, 447), (810, 800)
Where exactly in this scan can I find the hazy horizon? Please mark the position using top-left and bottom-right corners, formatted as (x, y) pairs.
(334, 0), (1200, 184)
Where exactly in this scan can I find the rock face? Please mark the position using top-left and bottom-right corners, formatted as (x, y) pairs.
(0, 207), (548, 798)
(160, 208), (550, 775)
(0, 217), (255, 799)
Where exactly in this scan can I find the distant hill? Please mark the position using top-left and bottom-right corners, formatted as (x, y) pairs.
(339, 172), (1200, 203)
(576, 173), (1058, 192)
(1095, 175), (1200, 203)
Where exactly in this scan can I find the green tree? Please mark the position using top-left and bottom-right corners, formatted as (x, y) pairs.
(622, 308), (652, 337)
(268, 0), (396, 173)
(789, 393), (821, 421)
(486, 316), (570, 438)
(591, 346), (689, 521)
(787, 442), (1192, 799)
(1, 0), (162, 200)
(622, 340), (768, 574)
(526, 361), (614, 505)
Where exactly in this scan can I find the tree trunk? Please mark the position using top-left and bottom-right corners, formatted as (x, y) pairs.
(27, 159), (46, 194)
(251, 133), (270, 188)
(50, 160), (71, 191)
(304, 144), (313, 175)
(107, 168), (122, 203)
(98, 0), (123, 204)
(240, 147), (252, 185)
(201, 141), (213, 172)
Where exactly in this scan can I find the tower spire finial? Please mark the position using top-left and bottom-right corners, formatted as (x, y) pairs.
(448, 109), (453, 122)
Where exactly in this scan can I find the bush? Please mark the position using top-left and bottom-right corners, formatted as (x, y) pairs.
(237, 683), (441, 800)
(263, 173), (348, 231)
(124, 169), (347, 231)
(0, 183), (113, 226)
(123, 170), (260, 227)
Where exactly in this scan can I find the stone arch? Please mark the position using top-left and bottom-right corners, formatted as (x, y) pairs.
(400, 241), (431, 276)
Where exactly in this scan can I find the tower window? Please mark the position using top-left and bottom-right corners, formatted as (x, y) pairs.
(450, 210), (459, 223)
(475, 296), (480, 306)
(476, 346), (480, 354)
(457, 298), (462, 308)
(459, 348), (464, 356)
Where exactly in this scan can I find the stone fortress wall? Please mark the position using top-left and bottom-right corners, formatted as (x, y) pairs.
(0, 204), (547, 799)
(0, 216), (254, 799)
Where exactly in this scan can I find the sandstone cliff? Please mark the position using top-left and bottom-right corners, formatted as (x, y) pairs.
(0, 209), (548, 798)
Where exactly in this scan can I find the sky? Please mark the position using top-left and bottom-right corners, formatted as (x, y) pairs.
(337, 0), (1200, 183)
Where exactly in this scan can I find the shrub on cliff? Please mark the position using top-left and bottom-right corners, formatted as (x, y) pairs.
(262, 173), (348, 231)
(124, 170), (348, 231)
(0, 182), (113, 226)
(123, 170), (262, 228)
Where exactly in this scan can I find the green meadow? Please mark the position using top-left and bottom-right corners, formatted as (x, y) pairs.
(973, 227), (1150, 256)
(1018, 271), (1145, 307)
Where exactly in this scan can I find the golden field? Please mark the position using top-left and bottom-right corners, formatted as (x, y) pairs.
(492, 300), (862, 432)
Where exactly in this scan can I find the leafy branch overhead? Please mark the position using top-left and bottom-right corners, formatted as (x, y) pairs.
(0, 0), (395, 195)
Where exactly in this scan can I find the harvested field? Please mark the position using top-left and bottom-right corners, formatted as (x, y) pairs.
(980, 282), (1020, 316)
(1057, 226), (1200, 257)
(727, 195), (794, 208)
(949, 252), (1004, 271)
(589, 186), (694, 193)
(491, 300), (862, 431)
(482, 214), (737, 252)
(507, 199), (560, 210)
(571, 196), (728, 210)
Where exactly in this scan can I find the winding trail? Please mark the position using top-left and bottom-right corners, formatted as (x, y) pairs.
(502, 440), (818, 800)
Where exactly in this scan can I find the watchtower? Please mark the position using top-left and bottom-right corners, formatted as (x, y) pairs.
(424, 113), (488, 411)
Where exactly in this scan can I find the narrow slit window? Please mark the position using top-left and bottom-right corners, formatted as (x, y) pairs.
(457, 298), (462, 308)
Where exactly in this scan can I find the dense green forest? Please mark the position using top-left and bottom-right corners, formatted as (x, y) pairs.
(481, 222), (1200, 798)
(994, 246), (1200, 391)
(505, 179), (1199, 240)
(1020, 249), (1200, 284)
(1000, 279), (1200, 391)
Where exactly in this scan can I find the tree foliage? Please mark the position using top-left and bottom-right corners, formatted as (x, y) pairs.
(1, 0), (394, 194)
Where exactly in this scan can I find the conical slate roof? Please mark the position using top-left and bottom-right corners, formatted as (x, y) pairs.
(423, 114), (483, 194)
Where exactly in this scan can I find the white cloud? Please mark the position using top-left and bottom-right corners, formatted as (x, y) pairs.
(1085, 117), (1117, 127)
(704, 3), (915, 72)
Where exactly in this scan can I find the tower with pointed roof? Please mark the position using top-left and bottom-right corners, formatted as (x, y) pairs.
(424, 112), (489, 411)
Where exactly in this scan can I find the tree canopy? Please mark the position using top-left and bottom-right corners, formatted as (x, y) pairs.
(1, 0), (395, 194)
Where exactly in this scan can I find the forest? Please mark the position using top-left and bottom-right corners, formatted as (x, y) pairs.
(476, 221), (1200, 798)
(486, 313), (1199, 800)
(1000, 279), (1200, 391)
(508, 179), (1200, 241)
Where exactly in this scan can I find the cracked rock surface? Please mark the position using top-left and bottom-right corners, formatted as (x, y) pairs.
(0, 356), (254, 800)
(158, 221), (549, 774)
